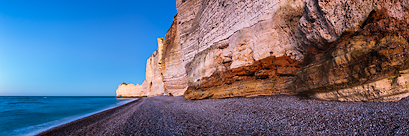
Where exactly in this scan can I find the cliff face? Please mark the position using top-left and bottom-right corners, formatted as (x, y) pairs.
(117, 0), (409, 102)
(292, 2), (409, 102)
(179, 0), (307, 99)
(162, 15), (188, 96)
(117, 16), (187, 97)
(116, 83), (144, 97)
(116, 38), (167, 97)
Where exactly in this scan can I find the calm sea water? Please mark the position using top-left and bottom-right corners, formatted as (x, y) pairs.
(0, 96), (135, 136)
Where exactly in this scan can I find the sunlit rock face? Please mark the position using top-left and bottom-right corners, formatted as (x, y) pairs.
(182, 0), (409, 101)
(118, 0), (409, 102)
(146, 45), (166, 97)
(162, 15), (188, 96)
(116, 38), (166, 97)
(116, 16), (188, 97)
(116, 83), (145, 97)
(178, 0), (308, 99)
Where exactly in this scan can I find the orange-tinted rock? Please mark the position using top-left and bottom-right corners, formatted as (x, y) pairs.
(298, 0), (409, 48)
(292, 8), (409, 102)
(118, 0), (409, 102)
(184, 56), (302, 99)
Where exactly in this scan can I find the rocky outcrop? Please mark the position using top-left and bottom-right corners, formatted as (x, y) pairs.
(180, 0), (307, 99)
(298, 0), (409, 48)
(162, 15), (188, 96)
(116, 83), (145, 97)
(117, 16), (187, 97)
(116, 38), (167, 97)
(292, 6), (409, 102)
(118, 0), (409, 102)
(184, 56), (302, 99)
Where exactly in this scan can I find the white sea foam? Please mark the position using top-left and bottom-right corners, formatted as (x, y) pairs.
(13, 98), (137, 136)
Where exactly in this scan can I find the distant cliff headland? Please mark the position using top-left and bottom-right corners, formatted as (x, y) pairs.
(117, 0), (409, 102)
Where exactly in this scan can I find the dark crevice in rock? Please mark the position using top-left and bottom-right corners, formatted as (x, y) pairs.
(293, 8), (409, 101)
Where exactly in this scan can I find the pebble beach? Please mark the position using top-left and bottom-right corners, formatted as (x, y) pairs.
(37, 95), (409, 135)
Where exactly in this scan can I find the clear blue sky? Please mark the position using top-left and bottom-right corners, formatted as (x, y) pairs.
(0, 0), (177, 96)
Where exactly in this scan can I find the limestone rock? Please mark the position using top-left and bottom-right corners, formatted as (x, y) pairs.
(182, 0), (307, 99)
(179, 0), (306, 62)
(162, 15), (188, 96)
(146, 43), (166, 96)
(298, 0), (409, 48)
(118, 0), (409, 102)
(116, 38), (166, 97)
(292, 7), (409, 102)
(116, 83), (145, 97)
(117, 15), (188, 97)
(184, 56), (301, 100)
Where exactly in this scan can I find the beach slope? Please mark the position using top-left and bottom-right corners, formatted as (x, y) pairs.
(37, 95), (409, 135)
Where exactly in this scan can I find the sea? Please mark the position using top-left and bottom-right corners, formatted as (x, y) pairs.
(0, 96), (135, 136)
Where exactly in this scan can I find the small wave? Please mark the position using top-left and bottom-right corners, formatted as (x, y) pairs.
(20, 98), (137, 136)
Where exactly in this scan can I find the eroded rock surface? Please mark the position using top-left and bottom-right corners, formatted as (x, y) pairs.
(181, 0), (307, 99)
(299, 0), (409, 48)
(116, 38), (166, 97)
(117, 15), (188, 97)
(293, 7), (409, 102)
(162, 15), (188, 96)
(184, 56), (301, 99)
(116, 83), (145, 97)
(118, 0), (409, 102)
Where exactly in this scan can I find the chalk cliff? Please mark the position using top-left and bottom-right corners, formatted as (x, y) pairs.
(117, 0), (409, 102)
(292, 2), (409, 102)
(116, 38), (167, 97)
